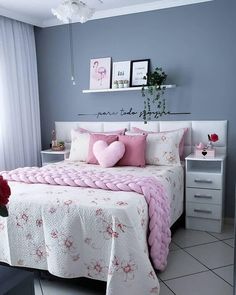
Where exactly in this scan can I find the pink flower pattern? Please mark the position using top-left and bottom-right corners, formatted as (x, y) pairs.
(0, 222), (5, 231)
(110, 255), (138, 282)
(30, 242), (49, 263)
(85, 259), (108, 279)
(98, 215), (128, 240)
(120, 259), (137, 281)
(0, 161), (183, 295)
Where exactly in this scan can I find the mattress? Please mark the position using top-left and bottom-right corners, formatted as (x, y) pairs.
(0, 161), (184, 295)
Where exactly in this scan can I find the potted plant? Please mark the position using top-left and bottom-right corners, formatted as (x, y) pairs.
(113, 80), (118, 89)
(141, 67), (168, 123)
(123, 80), (129, 88)
(118, 80), (124, 88)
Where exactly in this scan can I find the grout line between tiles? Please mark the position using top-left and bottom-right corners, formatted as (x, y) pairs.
(211, 264), (234, 270)
(206, 231), (234, 242)
(174, 240), (220, 250)
(161, 280), (177, 295)
(39, 277), (44, 295)
(211, 268), (233, 287)
(156, 274), (163, 282)
(180, 247), (233, 288)
(221, 240), (234, 248)
(162, 269), (209, 282)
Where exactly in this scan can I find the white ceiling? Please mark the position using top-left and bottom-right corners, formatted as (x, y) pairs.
(0, 0), (213, 27)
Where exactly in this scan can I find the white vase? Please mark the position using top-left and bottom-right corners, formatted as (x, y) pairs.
(207, 141), (213, 150)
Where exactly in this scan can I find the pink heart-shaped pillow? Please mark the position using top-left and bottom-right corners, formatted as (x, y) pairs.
(93, 140), (125, 168)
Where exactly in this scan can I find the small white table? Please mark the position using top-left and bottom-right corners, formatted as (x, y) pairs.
(40, 149), (70, 166)
(185, 153), (226, 233)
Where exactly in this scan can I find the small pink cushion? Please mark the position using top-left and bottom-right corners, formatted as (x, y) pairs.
(117, 134), (147, 167)
(132, 127), (188, 159)
(78, 127), (126, 135)
(87, 134), (118, 164)
(93, 140), (125, 168)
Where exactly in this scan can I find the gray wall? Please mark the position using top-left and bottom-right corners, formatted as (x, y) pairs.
(35, 0), (236, 217)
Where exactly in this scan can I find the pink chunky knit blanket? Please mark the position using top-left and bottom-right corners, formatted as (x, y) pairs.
(1, 166), (171, 270)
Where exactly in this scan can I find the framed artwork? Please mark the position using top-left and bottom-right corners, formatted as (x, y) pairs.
(112, 61), (131, 88)
(90, 57), (111, 90)
(130, 59), (150, 87)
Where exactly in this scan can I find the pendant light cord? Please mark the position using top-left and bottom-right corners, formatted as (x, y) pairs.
(69, 20), (76, 85)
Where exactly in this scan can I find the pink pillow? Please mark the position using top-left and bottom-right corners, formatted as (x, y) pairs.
(87, 134), (118, 164)
(93, 140), (125, 168)
(132, 127), (188, 159)
(117, 134), (147, 167)
(78, 127), (126, 135)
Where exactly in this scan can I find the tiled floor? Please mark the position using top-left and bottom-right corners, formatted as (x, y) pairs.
(34, 224), (234, 295)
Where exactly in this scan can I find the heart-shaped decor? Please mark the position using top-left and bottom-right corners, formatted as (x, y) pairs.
(93, 140), (125, 168)
(202, 150), (207, 156)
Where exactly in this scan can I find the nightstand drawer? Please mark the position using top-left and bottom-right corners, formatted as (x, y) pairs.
(186, 202), (221, 219)
(186, 188), (222, 205)
(186, 172), (222, 189)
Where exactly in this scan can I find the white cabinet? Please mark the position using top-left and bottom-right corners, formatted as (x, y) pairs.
(40, 149), (70, 166)
(185, 153), (226, 233)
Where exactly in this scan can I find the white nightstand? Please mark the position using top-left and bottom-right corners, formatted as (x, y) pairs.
(41, 149), (70, 166)
(185, 153), (226, 233)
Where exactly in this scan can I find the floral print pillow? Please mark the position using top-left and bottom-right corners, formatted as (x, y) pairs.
(145, 130), (184, 166)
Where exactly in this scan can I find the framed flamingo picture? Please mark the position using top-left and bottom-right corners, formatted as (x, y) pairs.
(89, 57), (112, 90)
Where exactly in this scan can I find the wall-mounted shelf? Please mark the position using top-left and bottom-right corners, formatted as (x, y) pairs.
(82, 84), (176, 94)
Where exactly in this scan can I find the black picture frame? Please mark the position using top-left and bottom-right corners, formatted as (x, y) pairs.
(130, 59), (150, 87)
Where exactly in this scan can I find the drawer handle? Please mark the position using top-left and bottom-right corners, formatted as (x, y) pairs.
(194, 209), (212, 214)
(194, 179), (213, 184)
(194, 194), (212, 199)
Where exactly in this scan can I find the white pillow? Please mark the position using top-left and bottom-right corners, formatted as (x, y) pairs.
(69, 130), (90, 161)
(126, 129), (184, 166)
(146, 130), (184, 165)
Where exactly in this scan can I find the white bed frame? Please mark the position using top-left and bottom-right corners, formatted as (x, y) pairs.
(55, 120), (228, 157)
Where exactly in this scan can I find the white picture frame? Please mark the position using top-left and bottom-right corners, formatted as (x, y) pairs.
(112, 61), (131, 88)
(89, 57), (111, 90)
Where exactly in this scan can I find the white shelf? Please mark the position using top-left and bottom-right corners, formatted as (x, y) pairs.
(82, 84), (176, 94)
(41, 149), (70, 155)
(186, 153), (225, 162)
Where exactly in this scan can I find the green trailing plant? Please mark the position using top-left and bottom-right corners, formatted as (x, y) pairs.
(141, 67), (169, 123)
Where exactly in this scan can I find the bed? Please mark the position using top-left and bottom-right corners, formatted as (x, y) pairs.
(0, 120), (227, 295)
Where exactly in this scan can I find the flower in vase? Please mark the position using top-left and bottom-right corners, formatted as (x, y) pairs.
(207, 133), (219, 150)
(208, 134), (219, 142)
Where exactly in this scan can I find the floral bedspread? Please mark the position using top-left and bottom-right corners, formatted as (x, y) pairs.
(0, 161), (183, 295)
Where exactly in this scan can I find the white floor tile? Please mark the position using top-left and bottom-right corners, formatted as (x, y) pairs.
(208, 224), (234, 240)
(172, 229), (217, 248)
(159, 282), (174, 295)
(224, 239), (234, 247)
(165, 271), (232, 295)
(185, 241), (234, 269)
(158, 249), (207, 281)
(41, 278), (105, 295)
(213, 265), (234, 286)
(169, 241), (181, 251)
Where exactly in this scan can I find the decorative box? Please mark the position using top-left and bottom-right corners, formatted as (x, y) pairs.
(195, 148), (215, 159)
(51, 146), (65, 151)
